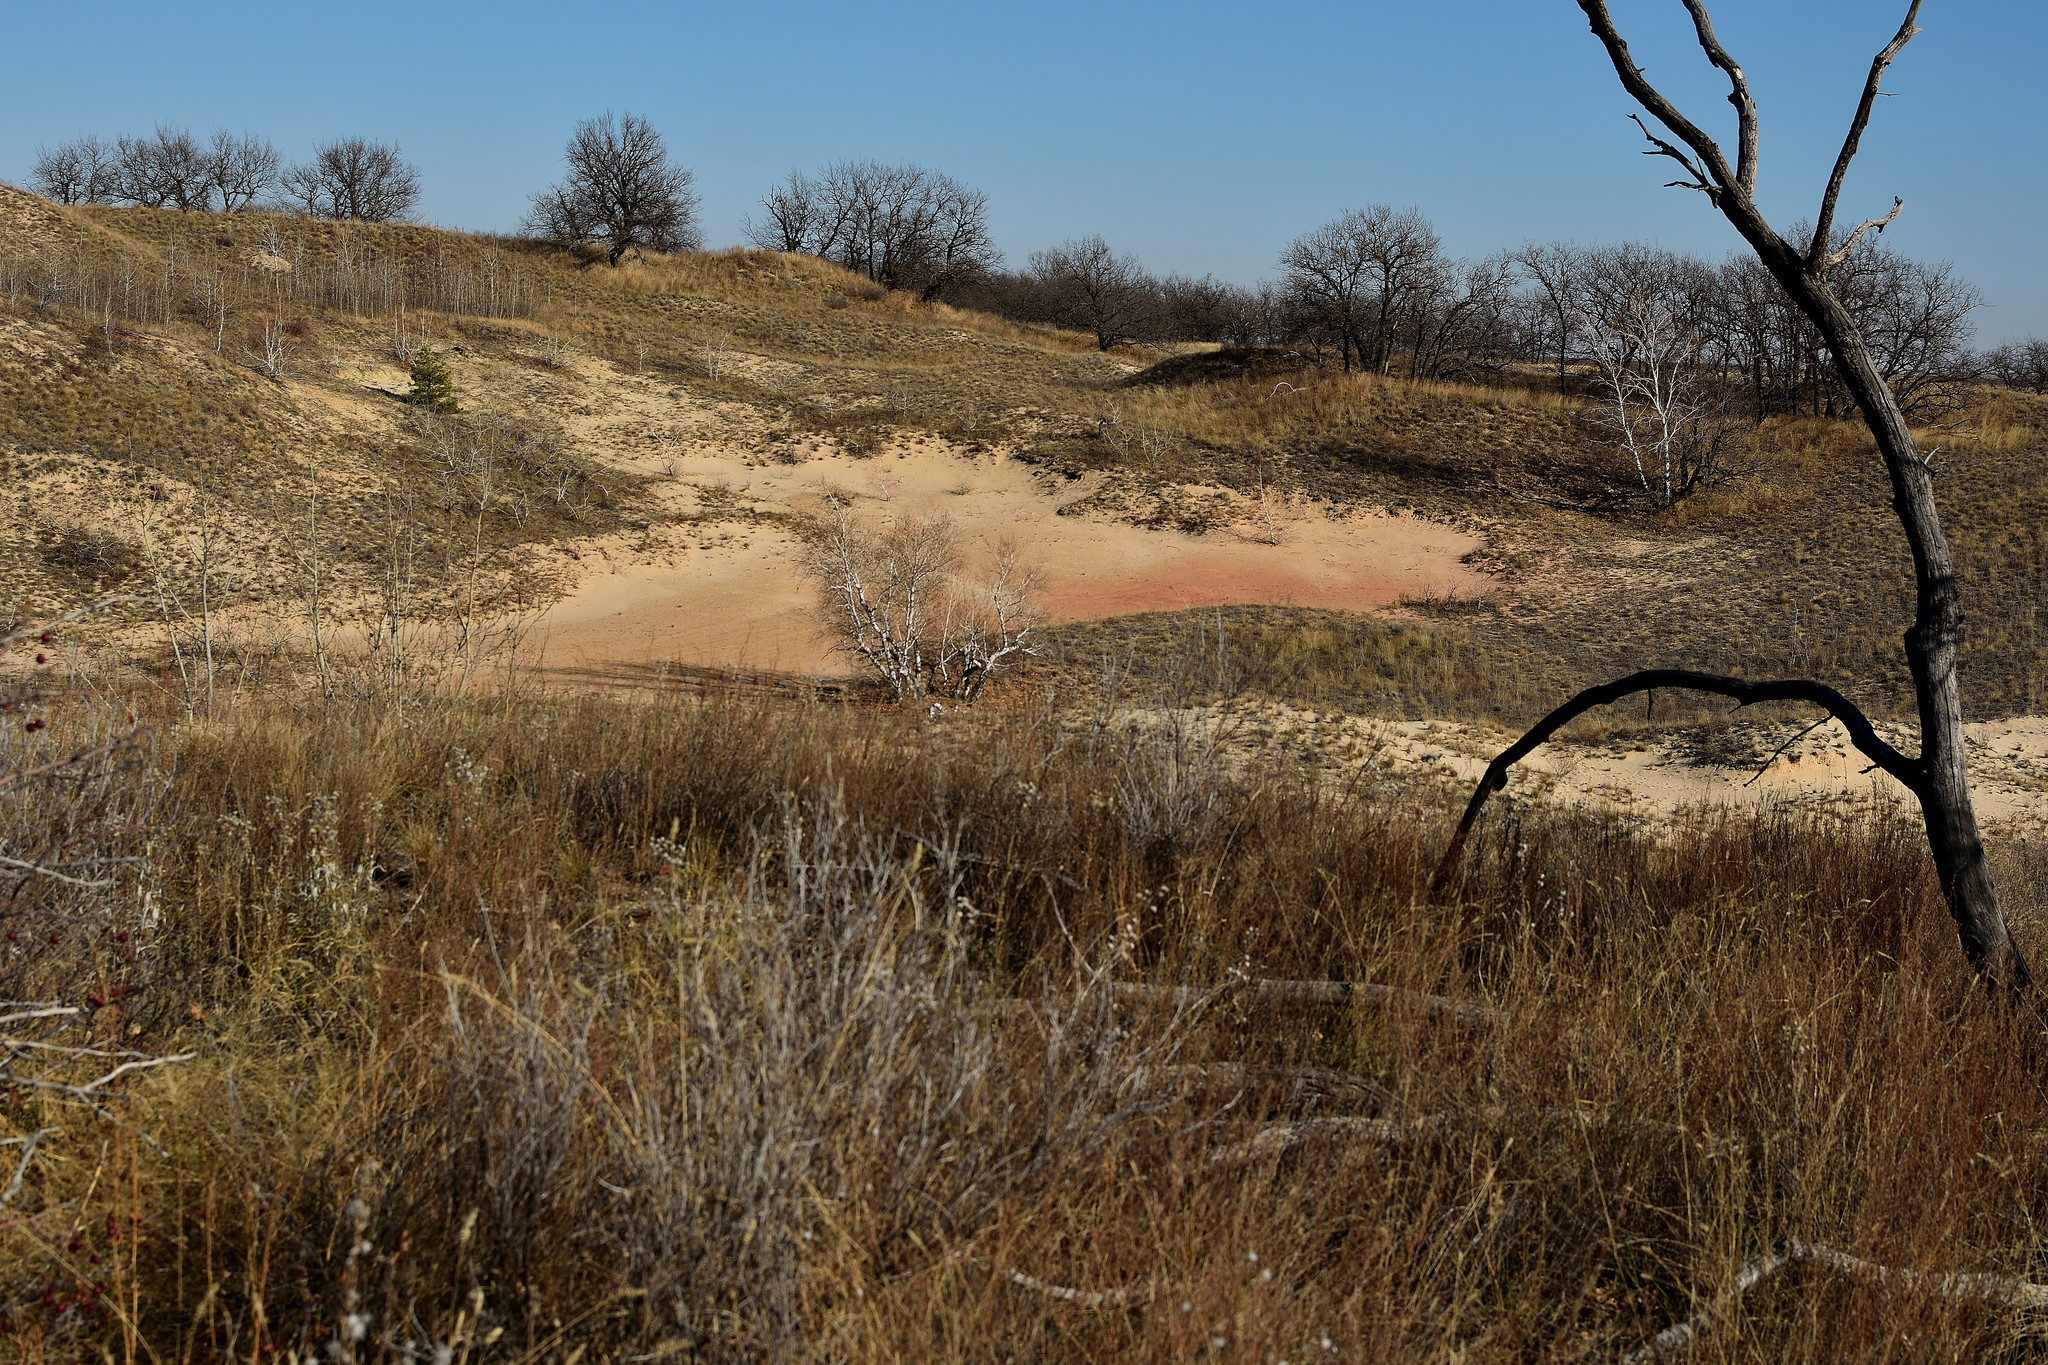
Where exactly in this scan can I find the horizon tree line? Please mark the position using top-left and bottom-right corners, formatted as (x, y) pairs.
(19, 115), (2040, 404)
(31, 126), (422, 222)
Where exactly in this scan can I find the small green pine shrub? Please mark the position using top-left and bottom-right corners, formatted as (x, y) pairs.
(407, 346), (459, 413)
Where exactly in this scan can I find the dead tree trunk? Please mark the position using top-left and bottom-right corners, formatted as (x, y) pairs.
(1450, 2), (2027, 990)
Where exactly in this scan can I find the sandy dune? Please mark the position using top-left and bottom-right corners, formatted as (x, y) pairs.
(526, 441), (1486, 677)
(1210, 704), (2048, 833)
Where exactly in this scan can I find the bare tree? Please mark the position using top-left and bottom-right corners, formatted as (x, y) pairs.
(204, 129), (280, 212)
(1443, 2), (2030, 993)
(1409, 252), (1522, 381)
(29, 135), (119, 205)
(1281, 205), (1444, 373)
(525, 112), (699, 265)
(1983, 337), (2048, 393)
(1830, 241), (1981, 419)
(746, 169), (836, 254)
(279, 138), (422, 222)
(1577, 284), (1739, 505)
(1157, 273), (1258, 344)
(807, 512), (1036, 703)
(1026, 236), (1156, 350)
(745, 160), (998, 301)
(1515, 241), (1589, 391)
(116, 124), (211, 210)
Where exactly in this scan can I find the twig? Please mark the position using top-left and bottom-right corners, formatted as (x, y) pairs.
(1742, 717), (1834, 787)
(0, 1128), (58, 1208)
(1207, 1106), (1752, 1172)
(972, 1254), (1161, 1310)
(1110, 978), (1502, 1028)
(1624, 1238), (2048, 1363)
(0, 854), (116, 890)
(1207, 1115), (1452, 1168)
(1152, 1062), (1391, 1104)
(0, 1052), (197, 1099)
(0, 1006), (83, 1030)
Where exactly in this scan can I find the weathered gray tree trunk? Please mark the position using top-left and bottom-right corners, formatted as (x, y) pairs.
(1547, 1), (2028, 990)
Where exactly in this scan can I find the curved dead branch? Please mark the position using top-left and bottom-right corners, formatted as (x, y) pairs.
(1626, 1238), (2048, 1362)
(1430, 670), (1918, 898)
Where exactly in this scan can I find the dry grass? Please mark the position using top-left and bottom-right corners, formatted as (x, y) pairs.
(4, 632), (2048, 1359)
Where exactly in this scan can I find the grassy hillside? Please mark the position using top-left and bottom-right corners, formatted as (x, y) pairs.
(9, 186), (2048, 720)
(9, 188), (2048, 1361)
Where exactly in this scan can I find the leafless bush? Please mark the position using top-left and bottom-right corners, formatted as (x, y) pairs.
(351, 794), (1179, 1359)
(243, 312), (294, 379)
(38, 526), (142, 585)
(805, 511), (1037, 703)
(1, 610), (187, 1229)
(1109, 711), (1229, 852)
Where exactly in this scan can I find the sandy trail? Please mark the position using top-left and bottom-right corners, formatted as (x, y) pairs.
(527, 441), (1486, 677)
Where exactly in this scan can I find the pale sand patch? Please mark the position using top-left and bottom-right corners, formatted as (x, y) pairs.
(1199, 704), (2048, 832)
(527, 442), (1487, 677)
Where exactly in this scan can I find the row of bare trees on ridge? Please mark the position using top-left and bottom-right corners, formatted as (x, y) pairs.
(19, 114), (2037, 450)
(31, 126), (422, 221)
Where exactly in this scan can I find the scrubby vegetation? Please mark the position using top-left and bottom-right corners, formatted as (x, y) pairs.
(11, 75), (2048, 1356)
(5, 637), (2048, 1360)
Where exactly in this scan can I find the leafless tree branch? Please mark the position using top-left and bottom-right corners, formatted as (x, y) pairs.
(1677, 0), (1759, 194)
(1432, 670), (1919, 898)
(1625, 1238), (2048, 1363)
(1812, 2), (1923, 267)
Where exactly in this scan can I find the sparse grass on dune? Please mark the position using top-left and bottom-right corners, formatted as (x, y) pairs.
(7, 662), (2048, 1360)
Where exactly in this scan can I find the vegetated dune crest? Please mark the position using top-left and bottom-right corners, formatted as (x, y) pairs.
(525, 437), (1488, 678)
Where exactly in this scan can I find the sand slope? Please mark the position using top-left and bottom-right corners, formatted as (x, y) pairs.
(527, 440), (1487, 677)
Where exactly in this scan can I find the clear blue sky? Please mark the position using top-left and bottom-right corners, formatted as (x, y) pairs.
(5, 1), (2043, 340)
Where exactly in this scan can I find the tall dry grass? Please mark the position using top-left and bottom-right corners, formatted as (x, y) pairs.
(4, 647), (2048, 1360)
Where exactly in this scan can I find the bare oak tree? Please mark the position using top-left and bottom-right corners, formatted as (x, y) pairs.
(1441, 1), (2031, 992)
(745, 161), (998, 301)
(526, 112), (700, 266)
(1280, 205), (1443, 374)
(1026, 236), (1155, 351)
(29, 134), (120, 205)
(203, 129), (280, 212)
(1984, 338), (2048, 393)
(116, 124), (211, 210)
(279, 138), (422, 222)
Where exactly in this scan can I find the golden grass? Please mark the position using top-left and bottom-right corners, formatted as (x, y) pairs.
(6, 645), (2048, 1359)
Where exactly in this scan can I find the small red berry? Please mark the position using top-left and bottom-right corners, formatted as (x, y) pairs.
(34, 654), (45, 665)
(115, 933), (129, 943)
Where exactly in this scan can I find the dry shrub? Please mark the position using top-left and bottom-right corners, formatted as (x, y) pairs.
(2, 672), (2047, 1360)
(37, 526), (143, 586)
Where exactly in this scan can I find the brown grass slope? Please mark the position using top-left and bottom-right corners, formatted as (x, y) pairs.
(6, 667), (2048, 1360)
(7, 184), (2048, 725)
